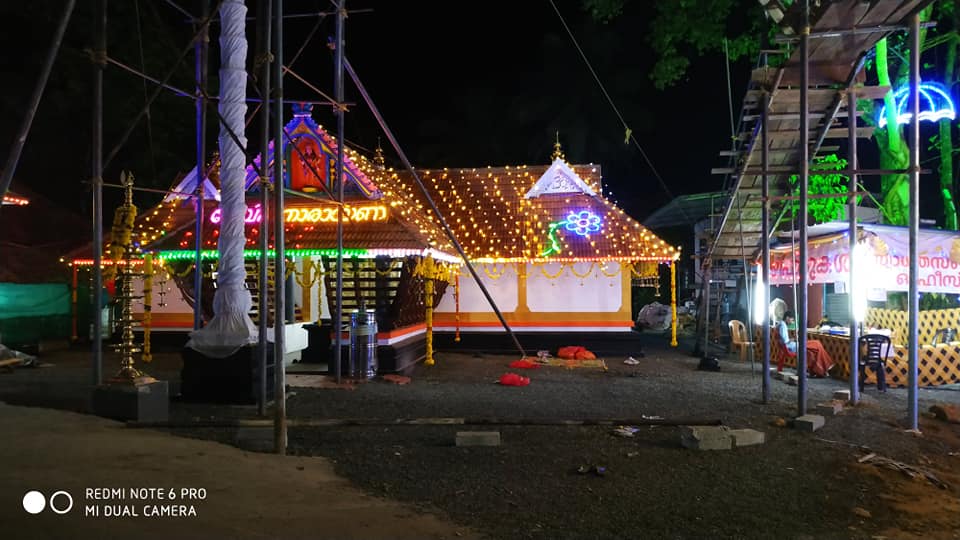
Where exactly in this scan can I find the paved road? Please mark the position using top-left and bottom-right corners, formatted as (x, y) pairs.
(0, 402), (478, 540)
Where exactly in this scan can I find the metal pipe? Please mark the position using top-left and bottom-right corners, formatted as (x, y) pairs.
(91, 0), (106, 386)
(256, 0), (272, 417)
(103, 1), (223, 171)
(761, 89), (771, 404)
(193, 0), (210, 331)
(0, 0), (75, 211)
(273, 0), (287, 454)
(908, 13), (921, 431)
(344, 58), (528, 358)
(797, 2), (810, 416)
(847, 88), (860, 405)
(334, 0), (346, 384)
(774, 21), (937, 43)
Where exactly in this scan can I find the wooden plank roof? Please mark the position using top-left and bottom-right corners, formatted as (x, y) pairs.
(709, 0), (933, 261)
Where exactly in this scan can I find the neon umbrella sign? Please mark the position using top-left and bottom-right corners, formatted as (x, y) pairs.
(877, 81), (956, 128)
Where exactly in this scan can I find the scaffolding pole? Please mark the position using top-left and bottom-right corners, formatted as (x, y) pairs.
(91, 0), (107, 385)
(797, 1), (810, 416)
(847, 88), (860, 406)
(194, 0), (210, 331)
(0, 0), (75, 211)
(343, 58), (528, 358)
(908, 13), (921, 431)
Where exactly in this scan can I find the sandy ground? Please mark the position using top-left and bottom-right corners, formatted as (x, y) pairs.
(1, 334), (959, 539)
(0, 402), (478, 540)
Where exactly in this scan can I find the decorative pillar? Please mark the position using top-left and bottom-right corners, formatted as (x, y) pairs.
(415, 255), (445, 366)
(670, 261), (678, 347)
(71, 264), (79, 341)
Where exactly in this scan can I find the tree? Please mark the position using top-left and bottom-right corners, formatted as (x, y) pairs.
(585, 0), (960, 229)
(583, 0), (765, 89)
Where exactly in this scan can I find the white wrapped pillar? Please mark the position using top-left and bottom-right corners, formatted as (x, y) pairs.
(186, 0), (257, 357)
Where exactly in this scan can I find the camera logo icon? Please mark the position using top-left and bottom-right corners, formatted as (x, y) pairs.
(22, 491), (73, 515)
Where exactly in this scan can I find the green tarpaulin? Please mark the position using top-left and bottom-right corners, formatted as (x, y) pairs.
(0, 283), (70, 319)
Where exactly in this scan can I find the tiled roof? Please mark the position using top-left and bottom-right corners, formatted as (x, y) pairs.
(372, 162), (679, 262)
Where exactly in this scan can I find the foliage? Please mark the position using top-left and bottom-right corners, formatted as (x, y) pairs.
(582, 0), (767, 89)
(787, 154), (858, 224)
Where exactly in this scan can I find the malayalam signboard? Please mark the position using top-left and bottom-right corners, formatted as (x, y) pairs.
(769, 227), (960, 293)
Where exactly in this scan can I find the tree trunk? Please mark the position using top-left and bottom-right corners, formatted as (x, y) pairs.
(875, 38), (910, 225)
(939, 34), (958, 230)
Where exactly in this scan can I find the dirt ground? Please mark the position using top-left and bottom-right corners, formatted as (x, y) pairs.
(1, 334), (959, 539)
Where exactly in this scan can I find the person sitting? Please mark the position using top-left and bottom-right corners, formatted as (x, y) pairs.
(777, 311), (834, 377)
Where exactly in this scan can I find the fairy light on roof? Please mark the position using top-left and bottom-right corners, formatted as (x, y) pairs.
(878, 81), (956, 128)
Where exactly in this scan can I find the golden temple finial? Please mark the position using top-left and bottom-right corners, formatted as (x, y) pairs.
(374, 138), (385, 171)
(551, 132), (565, 162)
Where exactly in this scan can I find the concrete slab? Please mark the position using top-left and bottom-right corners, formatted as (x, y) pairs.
(91, 380), (169, 423)
(795, 414), (825, 432)
(833, 389), (851, 402)
(786, 374), (799, 386)
(456, 431), (501, 447)
(729, 429), (765, 447)
(680, 425), (732, 451)
(816, 401), (844, 417)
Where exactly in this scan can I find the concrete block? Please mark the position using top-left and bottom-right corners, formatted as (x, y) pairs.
(786, 374), (799, 386)
(234, 427), (275, 452)
(833, 389), (851, 402)
(92, 380), (169, 423)
(680, 426), (732, 451)
(729, 428), (765, 447)
(773, 371), (787, 381)
(456, 431), (501, 447)
(816, 401), (844, 417)
(795, 414), (825, 432)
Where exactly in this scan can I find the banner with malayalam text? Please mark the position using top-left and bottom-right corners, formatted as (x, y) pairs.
(768, 226), (960, 293)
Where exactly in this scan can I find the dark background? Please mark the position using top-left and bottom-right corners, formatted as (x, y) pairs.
(0, 0), (750, 249)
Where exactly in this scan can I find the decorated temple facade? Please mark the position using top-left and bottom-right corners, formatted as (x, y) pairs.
(377, 143), (681, 343)
(70, 104), (680, 368)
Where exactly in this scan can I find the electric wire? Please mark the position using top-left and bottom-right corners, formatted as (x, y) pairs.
(547, 0), (692, 224)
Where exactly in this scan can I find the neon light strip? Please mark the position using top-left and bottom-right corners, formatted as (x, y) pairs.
(208, 204), (388, 224)
(470, 256), (678, 263)
(71, 259), (145, 266)
(878, 82), (956, 128)
(155, 248), (461, 263)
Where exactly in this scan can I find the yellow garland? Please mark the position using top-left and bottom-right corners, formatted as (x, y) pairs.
(630, 261), (659, 279)
(598, 262), (622, 278)
(165, 262), (195, 279)
(568, 262), (595, 279)
(142, 254), (153, 363)
(538, 263), (565, 279)
(454, 273), (460, 342)
(103, 203), (137, 282)
(481, 263), (509, 280)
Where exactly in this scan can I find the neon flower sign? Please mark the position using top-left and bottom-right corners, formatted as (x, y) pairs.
(209, 204), (388, 224)
(563, 210), (602, 237)
(540, 210), (604, 257)
(878, 82), (956, 128)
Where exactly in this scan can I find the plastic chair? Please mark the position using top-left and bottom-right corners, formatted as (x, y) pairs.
(931, 328), (957, 346)
(772, 325), (796, 372)
(728, 320), (754, 362)
(859, 334), (891, 392)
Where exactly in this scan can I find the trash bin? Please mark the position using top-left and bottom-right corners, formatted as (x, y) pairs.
(349, 310), (378, 379)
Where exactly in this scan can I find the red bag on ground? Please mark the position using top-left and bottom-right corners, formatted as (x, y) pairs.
(498, 373), (530, 386)
(575, 349), (597, 360)
(557, 346), (585, 359)
(509, 359), (540, 369)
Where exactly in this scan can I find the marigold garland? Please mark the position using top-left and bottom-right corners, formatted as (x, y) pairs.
(142, 254), (153, 363)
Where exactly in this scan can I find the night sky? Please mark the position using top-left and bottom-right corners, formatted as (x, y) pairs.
(0, 0), (752, 247)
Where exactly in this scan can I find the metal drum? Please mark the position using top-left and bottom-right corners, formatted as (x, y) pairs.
(349, 310), (378, 379)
